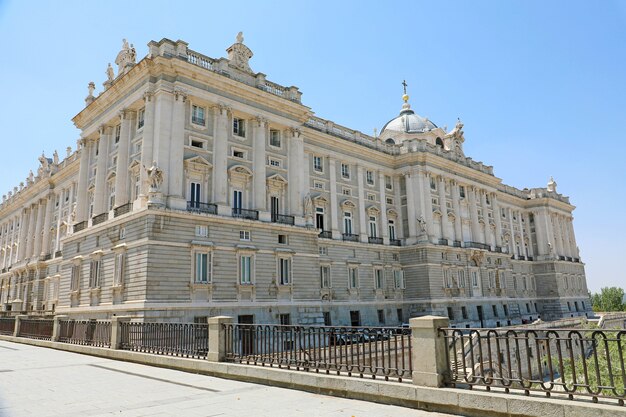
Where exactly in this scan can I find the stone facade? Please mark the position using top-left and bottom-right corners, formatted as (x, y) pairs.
(0, 35), (591, 326)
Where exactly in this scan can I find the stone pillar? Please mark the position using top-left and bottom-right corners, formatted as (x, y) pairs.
(17, 210), (29, 261)
(468, 187), (480, 243)
(212, 105), (229, 206)
(14, 314), (27, 337)
(508, 208), (516, 256)
(152, 91), (175, 197)
(33, 200), (45, 257)
(479, 191), (491, 246)
(114, 109), (133, 208)
(492, 193), (503, 248)
(93, 126), (111, 216)
(139, 92), (156, 201)
(420, 172), (435, 242)
(410, 316), (449, 387)
(52, 315), (68, 342)
(167, 92), (186, 209)
(523, 213), (534, 258)
(329, 158), (339, 238)
(75, 139), (92, 222)
(553, 214), (564, 257)
(207, 316), (233, 362)
(110, 316), (131, 349)
(568, 218), (579, 257)
(288, 129), (304, 216)
(438, 177), (451, 242)
(517, 211), (526, 257)
(404, 172), (418, 243)
(378, 172), (389, 244)
(25, 204), (37, 259)
(393, 176), (404, 240)
(252, 118), (267, 212)
(41, 195), (54, 256)
(356, 165), (368, 242)
(451, 182), (463, 243)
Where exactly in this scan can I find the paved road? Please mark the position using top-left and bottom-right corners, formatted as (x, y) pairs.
(0, 340), (455, 417)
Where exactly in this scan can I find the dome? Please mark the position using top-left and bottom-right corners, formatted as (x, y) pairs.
(381, 97), (437, 135)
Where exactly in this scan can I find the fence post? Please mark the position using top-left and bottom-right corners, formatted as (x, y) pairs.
(52, 315), (69, 342)
(13, 314), (27, 337)
(110, 316), (130, 349)
(207, 316), (233, 362)
(409, 315), (449, 387)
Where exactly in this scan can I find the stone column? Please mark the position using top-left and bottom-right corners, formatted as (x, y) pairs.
(553, 214), (564, 257)
(517, 211), (526, 257)
(438, 177), (451, 242)
(568, 217), (579, 257)
(508, 208), (516, 256)
(139, 92), (156, 201)
(75, 139), (92, 222)
(212, 105), (229, 207)
(492, 193), (503, 248)
(329, 158), (339, 238)
(378, 172), (388, 244)
(167, 92), (186, 209)
(523, 213), (534, 258)
(356, 165), (368, 242)
(252, 117), (267, 212)
(51, 314), (69, 342)
(25, 205), (37, 259)
(93, 126), (111, 216)
(32, 200), (45, 257)
(41, 195), (54, 256)
(288, 128), (304, 217)
(410, 316), (449, 387)
(467, 187), (480, 243)
(420, 171), (435, 242)
(404, 172), (418, 243)
(207, 316), (233, 362)
(451, 182), (463, 243)
(479, 191), (491, 246)
(393, 176), (404, 240)
(114, 109), (133, 208)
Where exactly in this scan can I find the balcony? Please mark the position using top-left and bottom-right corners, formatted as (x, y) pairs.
(368, 237), (383, 245)
(437, 238), (448, 246)
(54, 250), (62, 259)
(271, 213), (295, 225)
(559, 255), (566, 261)
(390, 239), (402, 246)
(232, 208), (259, 221)
(527, 256), (534, 261)
(187, 201), (218, 215)
(342, 233), (359, 242)
(318, 230), (332, 239)
(92, 213), (108, 226)
(114, 202), (133, 217)
(74, 221), (87, 232)
(452, 240), (462, 247)
(40, 254), (52, 262)
(465, 241), (490, 250)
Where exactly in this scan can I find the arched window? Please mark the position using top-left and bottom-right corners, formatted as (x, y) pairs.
(385, 138), (395, 145)
(435, 137), (444, 147)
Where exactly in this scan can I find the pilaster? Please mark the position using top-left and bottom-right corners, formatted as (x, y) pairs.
(329, 158), (339, 238)
(212, 104), (229, 206)
(114, 109), (133, 208)
(378, 172), (389, 244)
(168, 91), (187, 209)
(93, 126), (111, 216)
(75, 139), (92, 222)
(252, 117), (267, 211)
(356, 165), (367, 242)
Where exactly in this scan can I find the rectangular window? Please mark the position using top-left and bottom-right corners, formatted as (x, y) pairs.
(194, 252), (211, 283)
(189, 182), (201, 205)
(503, 305), (509, 316)
(233, 118), (246, 137)
(386, 197), (393, 205)
(278, 258), (291, 285)
(108, 183), (116, 211)
(269, 129), (281, 147)
(191, 139), (206, 149)
(341, 163), (350, 179)
(114, 125), (121, 144)
(320, 266), (331, 288)
(313, 156), (323, 172)
(348, 267), (358, 288)
(377, 309), (385, 324)
(367, 193), (375, 201)
(459, 185), (465, 198)
(136, 109), (146, 131)
(342, 188), (351, 196)
(385, 175), (393, 190)
(70, 264), (81, 291)
(319, 246), (327, 255)
(89, 260), (101, 288)
(114, 253), (125, 287)
(279, 313), (290, 326)
(343, 212), (352, 234)
(314, 181), (324, 190)
(388, 220), (396, 240)
(233, 149), (245, 159)
(430, 177), (437, 191)
(323, 311), (331, 326)
(394, 270), (404, 289)
(239, 230), (250, 241)
(369, 216), (377, 238)
(350, 310), (361, 327)
(492, 305), (498, 317)
(374, 268), (383, 289)
(396, 308), (403, 322)
(458, 270), (465, 288)
(278, 234), (287, 244)
(239, 255), (252, 284)
(195, 225), (208, 237)
(461, 306), (468, 320)
(269, 158), (281, 167)
(447, 307), (455, 320)
(233, 190), (243, 210)
(191, 105), (206, 126)
(366, 170), (374, 185)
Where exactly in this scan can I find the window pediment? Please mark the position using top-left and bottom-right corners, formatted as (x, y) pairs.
(341, 199), (356, 209)
(184, 155), (213, 170)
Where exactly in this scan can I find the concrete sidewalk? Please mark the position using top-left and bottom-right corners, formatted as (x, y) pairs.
(0, 340), (454, 417)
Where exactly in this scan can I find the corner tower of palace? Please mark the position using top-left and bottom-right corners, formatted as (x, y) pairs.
(0, 34), (589, 326)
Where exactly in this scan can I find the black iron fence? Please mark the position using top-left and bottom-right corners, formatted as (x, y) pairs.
(0, 317), (15, 335)
(59, 320), (111, 347)
(120, 322), (208, 359)
(440, 327), (626, 405)
(18, 319), (54, 340)
(223, 324), (412, 382)
(187, 201), (218, 214)
(232, 208), (259, 220)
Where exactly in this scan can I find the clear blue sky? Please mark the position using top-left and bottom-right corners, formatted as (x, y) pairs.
(0, 1), (624, 292)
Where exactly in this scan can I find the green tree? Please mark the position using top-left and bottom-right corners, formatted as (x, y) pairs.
(591, 287), (625, 312)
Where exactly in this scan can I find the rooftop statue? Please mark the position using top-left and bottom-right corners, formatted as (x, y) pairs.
(115, 38), (137, 75)
(106, 63), (115, 82)
(227, 32), (253, 73)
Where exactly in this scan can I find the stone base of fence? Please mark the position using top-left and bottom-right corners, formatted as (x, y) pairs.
(0, 334), (623, 417)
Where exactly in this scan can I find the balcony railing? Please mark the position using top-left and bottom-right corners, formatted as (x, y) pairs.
(318, 230), (332, 239)
(120, 321), (208, 359)
(464, 241), (490, 250)
(368, 237), (383, 245)
(59, 320), (112, 348)
(54, 250), (62, 258)
(559, 255), (566, 261)
(92, 213), (108, 226)
(271, 213), (295, 225)
(187, 201), (218, 215)
(342, 233), (359, 242)
(390, 239), (402, 246)
(452, 240), (462, 247)
(438, 238), (449, 246)
(40, 254), (52, 262)
(232, 208), (259, 221)
(114, 202), (133, 217)
(73, 221), (87, 232)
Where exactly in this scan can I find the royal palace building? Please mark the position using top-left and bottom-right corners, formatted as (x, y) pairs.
(0, 34), (591, 327)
